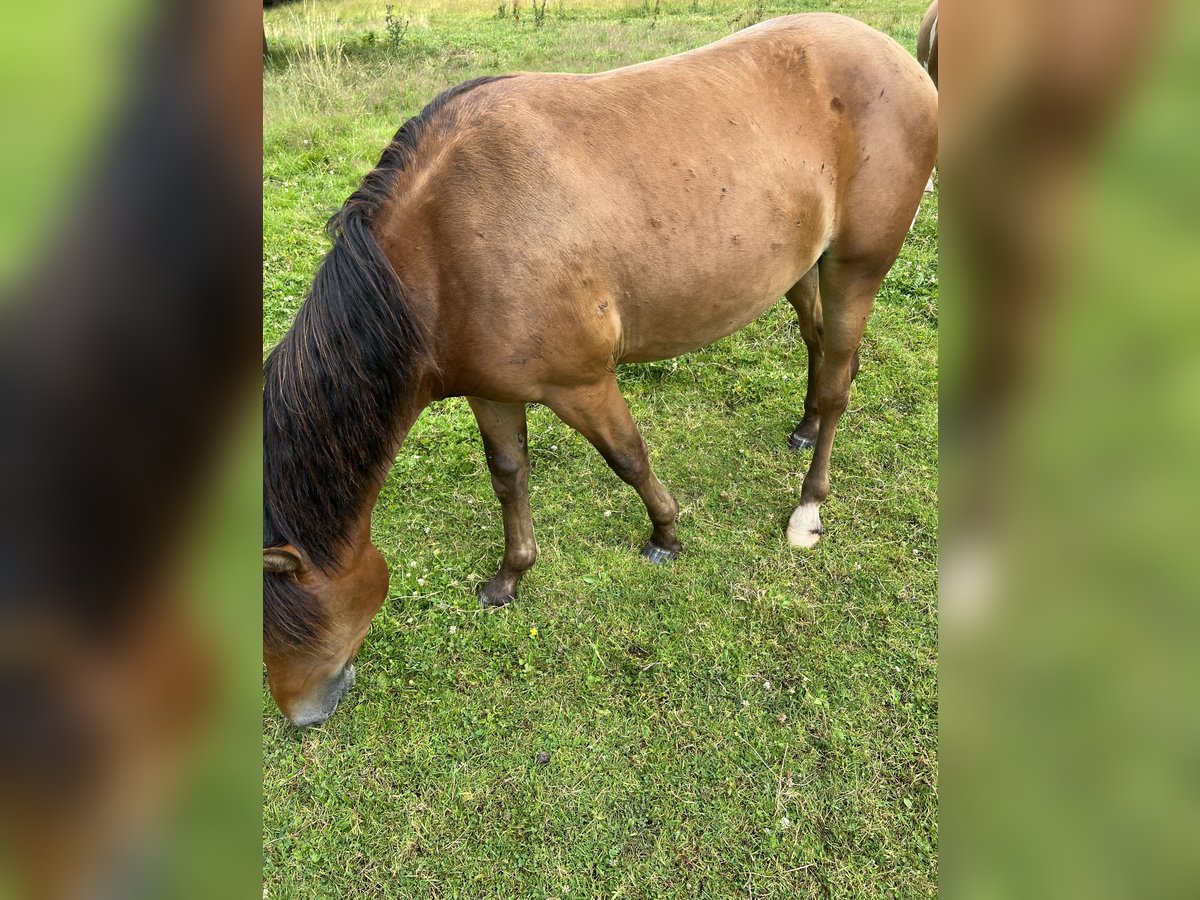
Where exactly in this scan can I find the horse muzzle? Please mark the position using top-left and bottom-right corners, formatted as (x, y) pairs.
(288, 663), (356, 728)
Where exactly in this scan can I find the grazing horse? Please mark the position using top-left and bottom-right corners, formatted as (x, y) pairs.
(917, 1), (939, 88)
(263, 13), (938, 726)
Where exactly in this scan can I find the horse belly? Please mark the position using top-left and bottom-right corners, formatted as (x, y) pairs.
(611, 214), (820, 364)
(616, 268), (801, 364)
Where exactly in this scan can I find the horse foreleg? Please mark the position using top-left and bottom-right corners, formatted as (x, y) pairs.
(545, 378), (682, 563)
(469, 398), (537, 607)
(787, 259), (880, 549)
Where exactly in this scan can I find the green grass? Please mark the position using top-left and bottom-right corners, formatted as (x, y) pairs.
(264, 1), (938, 896)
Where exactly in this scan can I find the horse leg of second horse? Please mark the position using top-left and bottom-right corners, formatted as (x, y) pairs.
(546, 378), (682, 562)
(469, 398), (537, 606)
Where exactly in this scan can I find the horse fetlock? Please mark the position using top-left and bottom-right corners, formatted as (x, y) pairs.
(655, 496), (680, 528)
(786, 502), (822, 549)
(508, 544), (538, 573)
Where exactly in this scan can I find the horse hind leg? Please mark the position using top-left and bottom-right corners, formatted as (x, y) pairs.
(786, 264), (860, 453)
(469, 397), (537, 607)
(787, 257), (881, 549)
(544, 377), (682, 562)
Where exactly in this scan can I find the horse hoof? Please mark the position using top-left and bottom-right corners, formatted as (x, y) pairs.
(641, 542), (680, 564)
(788, 432), (815, 451)
(786, 503), (822, 549)
(787, 526), (821, 549)
(477, 583), (515, 608)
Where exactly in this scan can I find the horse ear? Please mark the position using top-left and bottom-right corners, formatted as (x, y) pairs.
(263, 547), (304, 575)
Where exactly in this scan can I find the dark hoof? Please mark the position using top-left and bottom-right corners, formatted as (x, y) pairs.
(788, 432), (815, 451)
(477, 583), (515, 609)
(641, 542), (681, 564)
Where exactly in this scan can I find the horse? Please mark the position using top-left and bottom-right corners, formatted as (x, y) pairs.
(917, 1), (939, 88)
(263, 13), (938, 726)
(917, 1), (938, 196)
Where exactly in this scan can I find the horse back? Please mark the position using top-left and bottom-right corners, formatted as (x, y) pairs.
(377, 15), (936, 396)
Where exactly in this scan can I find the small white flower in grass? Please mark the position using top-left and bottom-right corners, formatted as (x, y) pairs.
(742, 699), (750, 707)
(780, 816), (791, 830)
(449, 625), (457, 635)
(895, 666), (901, 673)
(551, 445), (558, 451)
(604, 510), (612, 517)
(409, 561), (418, 569)
(763, 680), (772, 690)
(417, 578), (425, 586)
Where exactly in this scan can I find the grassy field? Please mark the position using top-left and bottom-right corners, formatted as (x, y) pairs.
(263, 1), (937, 896)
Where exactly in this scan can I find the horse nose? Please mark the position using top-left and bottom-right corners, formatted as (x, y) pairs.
(289, 709), (333, 728)
(287, 664), (356, 728)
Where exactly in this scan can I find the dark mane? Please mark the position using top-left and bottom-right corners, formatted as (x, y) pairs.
(263, 75), (508, 652)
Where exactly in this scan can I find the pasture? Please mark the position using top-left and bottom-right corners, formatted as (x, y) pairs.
(263, 0), (938, 896)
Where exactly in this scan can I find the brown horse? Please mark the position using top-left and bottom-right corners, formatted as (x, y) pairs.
(263, 13), (938, 725)
(918, 1), (938, 88)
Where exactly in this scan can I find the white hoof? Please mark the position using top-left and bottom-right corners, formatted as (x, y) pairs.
(786, 503), (822, 548)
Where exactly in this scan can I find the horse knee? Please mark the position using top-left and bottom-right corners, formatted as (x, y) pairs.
(817, 385), (850, 417)
(486, 451), (526, 500)
(603, 445), (649, 486)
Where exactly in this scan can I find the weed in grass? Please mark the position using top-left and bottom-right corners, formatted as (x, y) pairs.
(385, 5), (409, 50)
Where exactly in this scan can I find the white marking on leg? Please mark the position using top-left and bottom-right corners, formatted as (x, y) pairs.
(941, 535), (998, 630)
(922, 16), (938, 77)
(786, 502), (822, 548)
